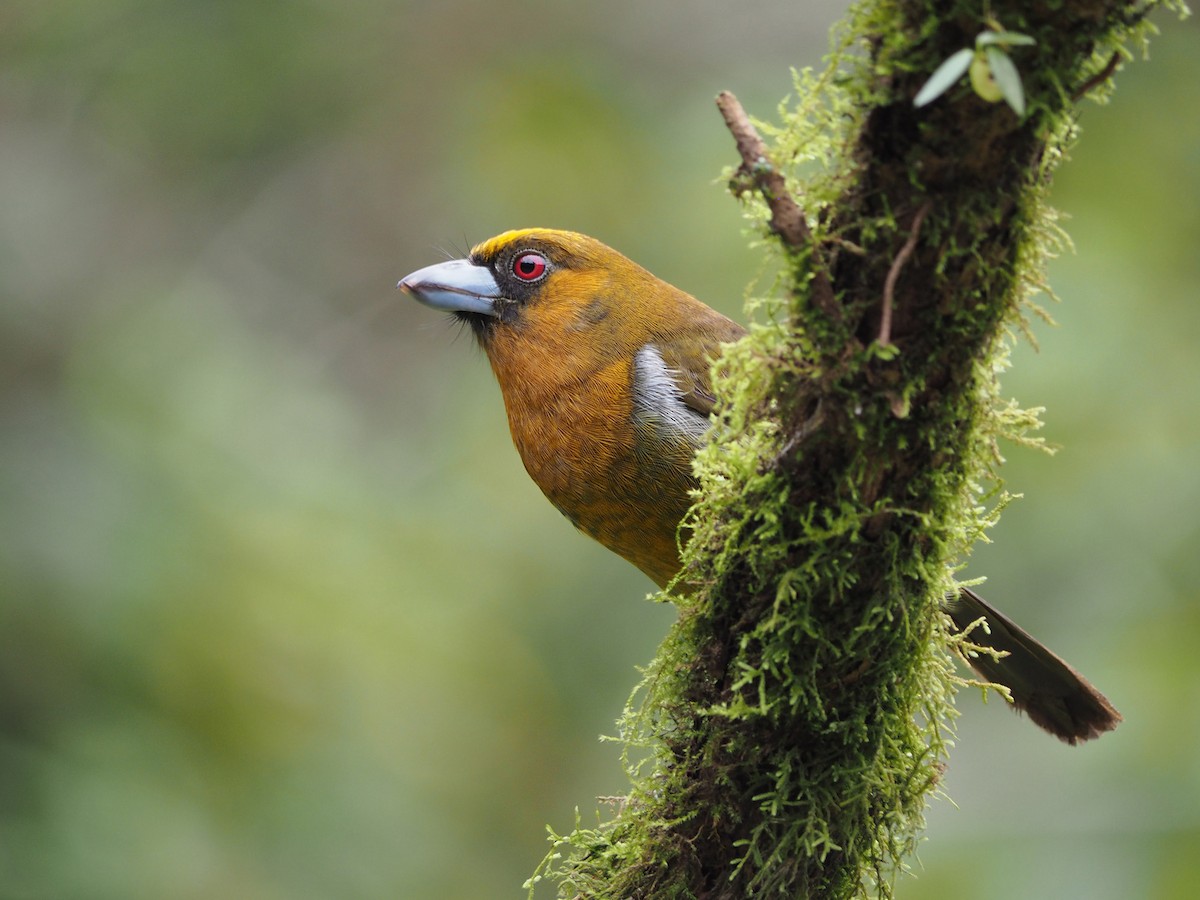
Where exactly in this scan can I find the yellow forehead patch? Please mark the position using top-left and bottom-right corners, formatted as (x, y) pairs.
(470, 228), (606, 265)
(471, 229), (548, 258)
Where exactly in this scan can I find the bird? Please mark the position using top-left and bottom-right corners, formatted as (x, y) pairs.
(398, 227), (1121, 744)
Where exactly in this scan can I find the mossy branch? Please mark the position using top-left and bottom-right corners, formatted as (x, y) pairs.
(531, 0), (1179, 897)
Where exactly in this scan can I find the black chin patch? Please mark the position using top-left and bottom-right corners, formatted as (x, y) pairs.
(455, 311), (494, 342)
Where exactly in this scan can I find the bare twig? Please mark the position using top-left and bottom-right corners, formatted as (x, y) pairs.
(878, 201), (932, 348)
(716, 90), (839, 321)
(716, 90), (810, 248)
(1072, 51), (1122, 101)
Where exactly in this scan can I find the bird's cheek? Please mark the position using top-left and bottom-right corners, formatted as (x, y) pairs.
(496, 301), (523, 327)
(569, 298), (613, 332)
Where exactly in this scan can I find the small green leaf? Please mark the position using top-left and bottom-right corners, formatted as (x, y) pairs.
(914, 48), (975, 107)
(986, 46), (1026, 116)
(969, 52), (1004, 103)
(869, 340), (901, 362)
(976, 30), (1036, 48)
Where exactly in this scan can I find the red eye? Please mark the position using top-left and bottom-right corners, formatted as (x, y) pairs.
(512, 252), (547, 282)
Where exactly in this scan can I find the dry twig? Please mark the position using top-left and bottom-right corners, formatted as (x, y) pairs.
(878, 201), (932, 348)
(716, 90), (839, 321)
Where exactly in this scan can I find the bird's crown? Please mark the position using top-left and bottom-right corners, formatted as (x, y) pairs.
(470, 228), (613, 269)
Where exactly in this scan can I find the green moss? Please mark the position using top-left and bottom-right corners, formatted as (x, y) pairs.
(529, 0), (1178, 897)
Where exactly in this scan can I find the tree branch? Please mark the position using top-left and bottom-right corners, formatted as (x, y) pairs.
(541, 1), (1165, 897)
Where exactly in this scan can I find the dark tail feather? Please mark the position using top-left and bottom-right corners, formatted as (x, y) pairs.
(946, 587), (1122, 745)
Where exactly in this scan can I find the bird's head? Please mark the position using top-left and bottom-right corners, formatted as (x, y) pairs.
(398, 229), (697, 359)
(399, 227), (744, 426)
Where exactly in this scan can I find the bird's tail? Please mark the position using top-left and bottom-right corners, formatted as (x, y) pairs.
(946, 587), (1122, 744)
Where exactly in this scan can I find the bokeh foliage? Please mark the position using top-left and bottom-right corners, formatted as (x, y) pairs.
(1, 2), (1197, 898)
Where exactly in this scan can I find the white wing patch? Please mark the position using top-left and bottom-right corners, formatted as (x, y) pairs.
(632, 344), (711, 447)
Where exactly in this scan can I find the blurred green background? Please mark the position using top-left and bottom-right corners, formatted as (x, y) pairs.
(1, 2), (1197, 898)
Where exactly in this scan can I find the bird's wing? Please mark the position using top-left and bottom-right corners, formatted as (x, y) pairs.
(654, 316), (746, 420)
(632, 345), (712, 447)
(633, 316), (746, 447)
